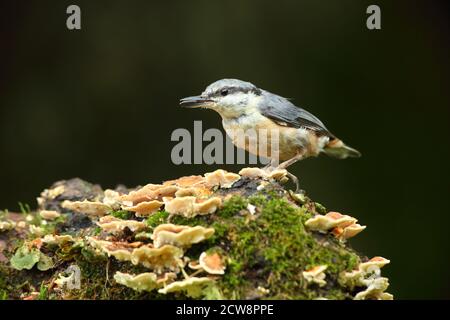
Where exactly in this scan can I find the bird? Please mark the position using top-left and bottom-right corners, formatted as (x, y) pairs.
(180, 79), (360, 191)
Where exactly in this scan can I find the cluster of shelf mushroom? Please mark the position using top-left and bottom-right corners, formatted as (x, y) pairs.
(302, 211), (392, 299)
(31, 168), (289, 297)
(1, 167), (393, 300)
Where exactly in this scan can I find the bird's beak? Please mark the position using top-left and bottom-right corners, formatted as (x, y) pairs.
(180, 96), (214, 108)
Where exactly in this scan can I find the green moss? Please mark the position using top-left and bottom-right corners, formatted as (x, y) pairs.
(110, 210), (133, 220)
(93, 226), (101, 235)
(38, 282), (48, 300)
(18, 202), (31, 214)
(203, 284), (224, 300)
(191, 192), (361, 299)
(53, 240), (83, 263)
(216, 196), (248, 218)
(0, 273), (8, 300)
(208, 221), (228, 243)
(41, 215), (67, 236)
(69, 249), (171, 300)
(77, 254), (107, 279)
(169, 211), (214, 227)
(146, 210), (169, 227)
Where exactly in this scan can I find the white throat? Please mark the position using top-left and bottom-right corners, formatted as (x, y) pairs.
(213, 92), (261, 120)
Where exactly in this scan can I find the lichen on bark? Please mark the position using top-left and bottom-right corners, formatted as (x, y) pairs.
(0, 170), (392, 300)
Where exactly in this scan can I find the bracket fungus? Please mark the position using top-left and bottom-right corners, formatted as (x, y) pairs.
(39, 210), (61, 220)
(96, 216), (147, 234)
(174, 186), (213, 198)
(151, 224), (215, 248)
(238, 167), (288, 181)
(164, 175), (206, 187)
(204, 169), (240, 188)
(42, 234), (76, 246)
(332, 223), (366, 241)
(62, 200), (111, 217)
(302, 265), (328, 287)
(359, 256), (390, 273)
(130, 244), (184, 272)
(87, 237), (140, 261)
(102, 189), (122, 210)
(157, 277), (214, 298)
(305, 212), (357, 232)
(339, 257), (390, 288)
(339, 256), (392, 300)
(197, 251), (226, 275)
(121, 200), (164, 217)
(164, 196), (222, 218)
(120, 184), (178, 205)
(89, 238), (183, 273)
(0, 220), (16, 232)
(29, 225), (44, 236)
(339, 257), (390, 286)
(114, 271), (177, 292)
(238, 167), (269, 178)
(305, 211), (366, 241)
(38, 185), (65, 202)
(87, 237), (182, 272)
(163, 175), (214, 198)
(354, 277), (393, 300)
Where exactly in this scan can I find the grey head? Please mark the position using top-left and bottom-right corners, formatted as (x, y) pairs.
(180, 79), (263, 118)
(202, 79), (260, 97)
(180, 78), (332, 136)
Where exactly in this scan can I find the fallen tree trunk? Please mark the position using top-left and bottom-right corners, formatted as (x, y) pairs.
(0, 168), (392, 300)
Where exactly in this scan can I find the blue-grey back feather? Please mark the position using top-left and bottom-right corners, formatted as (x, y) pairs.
(257, 90), (334, 137)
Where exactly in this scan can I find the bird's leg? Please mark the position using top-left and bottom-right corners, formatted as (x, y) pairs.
(275, 152), (305, 192)
(286, 172), (300, 193)
(276, 152), (304, 170)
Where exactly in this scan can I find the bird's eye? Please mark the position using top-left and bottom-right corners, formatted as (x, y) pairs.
(220, 89), (229, 96)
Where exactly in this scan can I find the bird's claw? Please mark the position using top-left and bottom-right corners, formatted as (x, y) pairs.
(286, 171), (301, 193)
(261, 164), (301, 193)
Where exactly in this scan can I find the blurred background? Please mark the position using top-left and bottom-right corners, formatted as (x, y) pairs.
(0, 0), (449, 299)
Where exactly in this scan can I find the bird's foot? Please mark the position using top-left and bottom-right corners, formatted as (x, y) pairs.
(286, 171), (302, 193)
(262, 165), (302, 193)
(260, 161), (302, 193)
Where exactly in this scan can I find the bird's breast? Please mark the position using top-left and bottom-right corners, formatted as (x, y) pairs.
(222, 113), (327, 161)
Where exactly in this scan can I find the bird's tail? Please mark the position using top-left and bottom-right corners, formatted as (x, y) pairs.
(324, 139), (361, 159)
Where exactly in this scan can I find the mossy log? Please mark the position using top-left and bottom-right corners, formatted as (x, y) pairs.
(0, 170), (392, 300)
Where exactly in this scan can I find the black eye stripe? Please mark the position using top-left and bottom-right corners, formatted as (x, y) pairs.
(216, 87), (240, 95)
(209, 86), (261, 97)
(220, 87), (232, 94)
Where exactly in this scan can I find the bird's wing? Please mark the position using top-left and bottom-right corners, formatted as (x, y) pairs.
(257, 91), (334, 137)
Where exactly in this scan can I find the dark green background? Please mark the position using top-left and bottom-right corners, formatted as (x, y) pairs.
(0, 0), (449, 299)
